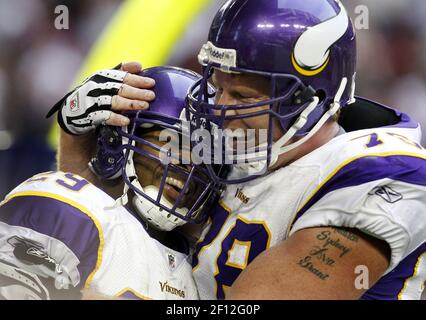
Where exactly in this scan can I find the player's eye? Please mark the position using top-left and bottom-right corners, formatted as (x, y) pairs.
(232, 91), (262, 101)
(234, 92), (249, 99)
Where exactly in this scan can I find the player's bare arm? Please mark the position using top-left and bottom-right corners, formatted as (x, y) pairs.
(227, 227), (390, 300)
(55, 61), (156, 183)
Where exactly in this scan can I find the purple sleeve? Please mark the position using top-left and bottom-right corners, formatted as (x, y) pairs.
(0, 195), (101, 287)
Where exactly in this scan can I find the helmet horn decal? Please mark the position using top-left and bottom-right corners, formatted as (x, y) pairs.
(292, 1), (349, 76)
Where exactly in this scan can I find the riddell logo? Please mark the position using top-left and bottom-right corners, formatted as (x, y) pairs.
(159, 281), (185, 298)
(199, 41), (236, 68)
(235, 188), (250, 204)
(208, 48), (226, 60)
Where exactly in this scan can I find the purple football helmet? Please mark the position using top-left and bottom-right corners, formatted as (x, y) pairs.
(187, 0), (357, 184)
(90, 66), (222, 231)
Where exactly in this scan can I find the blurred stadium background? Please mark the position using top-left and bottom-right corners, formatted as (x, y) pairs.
(0, 1), (425, 299)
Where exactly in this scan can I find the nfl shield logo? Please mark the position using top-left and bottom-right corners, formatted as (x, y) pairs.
(168, 254), (176, 269)
(69, 94), (79, 112)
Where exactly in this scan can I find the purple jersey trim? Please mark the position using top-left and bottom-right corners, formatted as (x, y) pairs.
(361, 242), (426, 300)
(0, 195), (101, 287)
(117, 290), (147, 300)
(291, 154), (426, 230)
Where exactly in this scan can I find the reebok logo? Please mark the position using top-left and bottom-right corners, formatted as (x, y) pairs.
(368, 186), (402, 203)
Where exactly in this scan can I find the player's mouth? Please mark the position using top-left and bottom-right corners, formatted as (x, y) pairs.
(163, 175), (194, 207)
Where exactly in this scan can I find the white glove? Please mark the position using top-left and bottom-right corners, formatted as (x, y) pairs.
(47, 69), (127, 135)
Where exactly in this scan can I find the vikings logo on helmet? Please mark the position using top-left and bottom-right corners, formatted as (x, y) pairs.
(187, 0), (357, 184)
(291, 0), (350, 76)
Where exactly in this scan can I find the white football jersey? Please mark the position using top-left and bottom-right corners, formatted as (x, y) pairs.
(0, 171), (198, 300)
(193, 125), (426, 300)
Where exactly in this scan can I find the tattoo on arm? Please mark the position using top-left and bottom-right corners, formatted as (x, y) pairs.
(297, 228), (359, 281)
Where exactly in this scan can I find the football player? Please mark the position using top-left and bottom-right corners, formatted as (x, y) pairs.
(0, 66), (219, 299)
(186, 0), (426, 299)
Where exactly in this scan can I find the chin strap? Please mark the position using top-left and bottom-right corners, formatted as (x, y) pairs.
(226, 77), (348, 177)
(121, 133), (138, 207)
(269, 96), (320, 165)
(269, 77), (348, 167)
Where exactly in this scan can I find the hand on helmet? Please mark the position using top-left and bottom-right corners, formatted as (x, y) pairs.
(47, 62), (156, 135)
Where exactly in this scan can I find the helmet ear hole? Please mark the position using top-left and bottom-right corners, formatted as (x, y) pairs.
(99, 126), (122, 147)
(292, 86), (317, 106)
(315, 89), (327, 104)
(89, 126), (124, 180)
